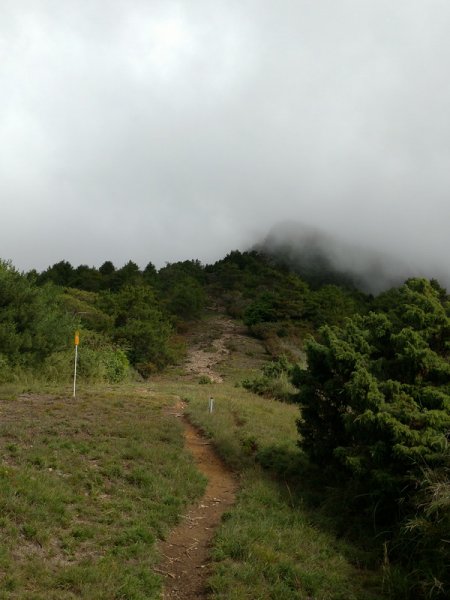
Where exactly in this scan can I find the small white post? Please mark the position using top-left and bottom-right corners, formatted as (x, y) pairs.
(73, 331), (79, 398)
(208, 397), (214, 413)
(73, 345), (78, 398)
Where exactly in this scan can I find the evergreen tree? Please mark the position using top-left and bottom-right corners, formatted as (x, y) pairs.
(295, 278), (450, 505)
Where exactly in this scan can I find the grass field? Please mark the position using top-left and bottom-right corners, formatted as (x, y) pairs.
(0, 384), (205, 599)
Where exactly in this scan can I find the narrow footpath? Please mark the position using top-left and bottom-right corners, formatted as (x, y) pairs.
(158, 399), (238, 599)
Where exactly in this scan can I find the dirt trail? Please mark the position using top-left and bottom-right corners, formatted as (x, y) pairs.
(184, 316), (248, 383)
(158, 400), (237, 599)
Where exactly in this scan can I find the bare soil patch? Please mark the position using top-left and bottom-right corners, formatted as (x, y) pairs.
(159, 399), (238, 599)
(183, 316), (249, 382)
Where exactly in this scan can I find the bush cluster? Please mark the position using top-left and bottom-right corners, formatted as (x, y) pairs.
(242, 356), (296, 402)
(294, 278), (450, 597)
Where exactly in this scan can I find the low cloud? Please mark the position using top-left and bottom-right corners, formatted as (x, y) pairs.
(0, 1), (449, 288)
(260, 221), (450, 293)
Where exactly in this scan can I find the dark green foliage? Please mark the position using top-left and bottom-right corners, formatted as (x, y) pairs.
(245, 281), (303, 324)
(295, 278), (450, 597)
(76, 331), (130, 383)
(70, 264), (103, 291)
(296, 279), (449, 476)
(158, 259), (206, 290)
(109, 260), (142, 291)
(304, 284), (368, 327)
(208, 250), (287, 294)
(0, 260), (75, 370)
(212, 251), (367, 337)
(33, 251), (370, 359)
(61, 288), (114, 332)
(37, 259), (145, 292)
(0, 261), (133, 383)
(165, 276), (206, 320)
(245, 283), (367, 332)
(37, 260), (75, 286)
(110, 285), (172, 374)
(142, 261), (157, 284)
(23, 256), (214, 378)
(242, 356), (296, 402)
(98, 260), (115, 276)
(156, 260), (206, 321)
(43, 331), (130, 384)
(243, 292), (280, 327)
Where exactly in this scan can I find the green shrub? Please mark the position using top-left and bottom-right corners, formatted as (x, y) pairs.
(243, 292), (279, 327)
(43, 332), (130, 384)
(43, 351), (74, 383)
(242, 373), (296, 402)
(111, 286), (173, 374)
(0, 260), (76, 367)
(294, 278), (450, 597)
(242, 357), (296, 402)
(261, 355), (292, 378)
(102, 348), (129, 383)
(0, 353), (12, 383)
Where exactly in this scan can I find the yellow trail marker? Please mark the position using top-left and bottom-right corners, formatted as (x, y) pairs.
(75, 331), (80, 346)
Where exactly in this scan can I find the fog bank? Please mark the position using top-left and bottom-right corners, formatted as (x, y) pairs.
(257, 222), (449, 294)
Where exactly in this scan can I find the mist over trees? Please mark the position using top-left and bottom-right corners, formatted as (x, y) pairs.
(258, 222), (450, 294)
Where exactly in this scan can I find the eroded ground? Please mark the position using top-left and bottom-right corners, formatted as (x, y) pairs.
(158, 399), (237, 599)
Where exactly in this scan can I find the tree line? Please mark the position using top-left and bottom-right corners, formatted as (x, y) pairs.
(0, 250), (370, 384)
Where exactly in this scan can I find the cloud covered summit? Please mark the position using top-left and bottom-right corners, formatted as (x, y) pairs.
(1, 1), (449, 283)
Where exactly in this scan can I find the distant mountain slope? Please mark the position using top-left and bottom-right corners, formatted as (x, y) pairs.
(256, 222), (448, 293)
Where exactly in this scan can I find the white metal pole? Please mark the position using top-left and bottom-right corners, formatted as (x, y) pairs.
(73, 344), (78, 398)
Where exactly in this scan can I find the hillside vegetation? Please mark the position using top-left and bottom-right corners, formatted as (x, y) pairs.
(0, 249), (449, 598)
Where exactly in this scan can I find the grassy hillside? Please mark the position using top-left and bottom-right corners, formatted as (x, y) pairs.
(1, 251), (448, 598)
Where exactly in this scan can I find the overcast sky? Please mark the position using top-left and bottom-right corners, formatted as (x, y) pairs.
(1, 1), (449, 280)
